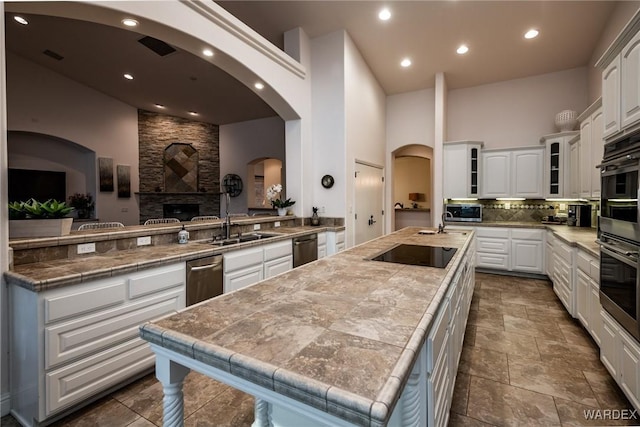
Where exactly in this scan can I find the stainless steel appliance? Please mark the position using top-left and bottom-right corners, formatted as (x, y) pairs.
(444, 203), (482, 222)
(600, 131), (640, 241)
(370, 244), (457, 268)
(186, 255), (223, 306)
(567, 204), (592, 227)
(599, 234), (640, 340)
(293, 234), (318, 268)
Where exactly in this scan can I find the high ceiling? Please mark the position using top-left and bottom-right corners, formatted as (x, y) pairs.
(4, 1), (618, 125)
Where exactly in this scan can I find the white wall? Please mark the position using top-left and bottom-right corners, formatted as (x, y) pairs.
(311, 31), (346, 219)
(6, 53), (140, 225)
(447, 67), (589, 149)
(0, 3), (9, 415)
(386, 89), (436, 151)
(344, 32), (386, 247)
(219, 116), (285, 215)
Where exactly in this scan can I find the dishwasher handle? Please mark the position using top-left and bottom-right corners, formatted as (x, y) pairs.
(189, 263), (220, 272)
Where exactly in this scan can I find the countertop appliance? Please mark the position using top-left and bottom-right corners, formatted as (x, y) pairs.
(186, 255), (223, 306)
(444, 203), (482, 222)
(567, 204), (592, 227)
(370, 244), (457, 268)
(293, 233), (318, 268)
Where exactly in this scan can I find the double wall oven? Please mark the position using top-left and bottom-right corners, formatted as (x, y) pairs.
(600, 131), (640, 340)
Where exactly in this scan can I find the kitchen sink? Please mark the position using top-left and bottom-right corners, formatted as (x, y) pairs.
(211, 232), (280, 246)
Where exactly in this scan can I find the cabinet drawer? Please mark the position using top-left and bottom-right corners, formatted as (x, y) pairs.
(223, 246), (263, 272)
(476, 253), (509, 270)
(511, 228), (544, 241)
(577, 251), (596, 275)
(128, 263), (185, 300)
(477, 238), (509, 254)
(44, 281), (127, 324)
(475, 227), (509, 239)
(555, 241), (573, 262)
(46, 338), (154, 416)
(335, 231), (345, 244)
(264, 255), (293, 279)
(591, 262), (600, 284)
(317, 232), (327, 245)
(45, 289), (182, 369)
(426, 301), (450, 375)
(264, 240), (292, 262)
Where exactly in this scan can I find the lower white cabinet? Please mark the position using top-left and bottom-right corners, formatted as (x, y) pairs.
(600, 309), (640, 410)
(575, 250), (602, 345)
(552, 238), (575, 316)
(327, 230), (346, 254)
(545, 231), (555, 277)
(223, 239), (293, 293)
(10, 263), (186, 426)
(475, 227), (544, 274)
(317, 232), (327, 259)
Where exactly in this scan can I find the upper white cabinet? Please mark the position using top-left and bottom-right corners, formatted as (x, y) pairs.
(481, 147), (544, 199)
(568, 135), (580, 199)
(443, 141), (483, 199)
(539, 131), (579, 198)
(598, 12), (640, 140)
(603, 56), (621, 139)
(578, 99), (604, 199)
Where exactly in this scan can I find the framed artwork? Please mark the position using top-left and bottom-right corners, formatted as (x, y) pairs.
(98, 157), (114, 192)
(117, 165), (131, 198)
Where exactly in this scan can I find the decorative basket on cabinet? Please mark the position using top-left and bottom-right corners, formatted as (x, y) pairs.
(554, 110), (578, 132)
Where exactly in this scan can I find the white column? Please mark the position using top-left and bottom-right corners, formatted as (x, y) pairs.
(252, 398), (273, 427)
(433, 72), (447, 227)
(155, 355), (190, 427)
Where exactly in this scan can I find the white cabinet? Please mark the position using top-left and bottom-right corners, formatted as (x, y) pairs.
(545, 230), (555, 277)
(552, 238), (575, 316)
(327, 230), (346, 254)
(476, 227), (544, 274)
(576, 269), (591, 328)
(621, 31), (640, 131)
(481, 148), (544, 198)
(578, 100), (604, 199)
(223, 239), (293, 292)
(540, 132), (579, 198)
(575, 250), (602, 345)
(317, 232), (327, 259)
(10, 263), (186, 424)
(510, 229), (544, 274)
(443, 141), (483, 199)
(568, 136), (580, 198)
(602, 56), (621, 139)
(600, 309), (640, 411)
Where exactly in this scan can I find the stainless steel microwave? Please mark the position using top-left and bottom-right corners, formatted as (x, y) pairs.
(445, 204), (482, 222)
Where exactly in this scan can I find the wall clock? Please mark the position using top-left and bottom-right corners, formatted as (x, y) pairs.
(321, 174), (334, 189)
(222, 174), (243, 197)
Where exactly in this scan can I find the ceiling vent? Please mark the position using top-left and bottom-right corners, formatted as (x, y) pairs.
(137, 36), (176, 57)
(43, 49), (64, 61)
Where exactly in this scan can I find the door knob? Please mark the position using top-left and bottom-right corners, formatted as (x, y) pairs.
(368, 215), (377, 226)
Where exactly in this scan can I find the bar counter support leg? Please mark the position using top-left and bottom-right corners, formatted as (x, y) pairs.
(155, 355), (191, 427)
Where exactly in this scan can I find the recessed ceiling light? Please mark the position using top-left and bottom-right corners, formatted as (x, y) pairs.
(203, 49), (214, 57)
(524, 29), (539, 39)
(155, 104), (165, 109)
(188, 111), (199, 116)
(121, 18), (138, 27)
(123, 73), (134, 80)
(378, 8), (391, 21)
(14, 16), (28, 25)
(254, 82), (264, 90)
(400, 58), (412, 68)
(456, 44), (469, 55)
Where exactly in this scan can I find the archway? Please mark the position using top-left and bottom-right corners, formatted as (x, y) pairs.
(391, 144), (433, 230)
(247, 157), (283, 211)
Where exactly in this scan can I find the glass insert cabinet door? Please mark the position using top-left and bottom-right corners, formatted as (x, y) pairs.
(549, 142), (560, 195)
(470, 147), (478, 195)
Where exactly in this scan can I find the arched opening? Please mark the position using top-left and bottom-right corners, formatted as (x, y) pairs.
(247, 157), (283, 211)
(392, 144), (433, 230)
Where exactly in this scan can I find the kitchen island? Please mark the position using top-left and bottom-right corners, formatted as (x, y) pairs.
(139, 227), (476, 427)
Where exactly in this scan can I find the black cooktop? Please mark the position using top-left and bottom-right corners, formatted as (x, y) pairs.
(370, 244), (457, 268)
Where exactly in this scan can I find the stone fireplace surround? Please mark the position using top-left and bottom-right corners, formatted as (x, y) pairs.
(138, 110), (220, 224)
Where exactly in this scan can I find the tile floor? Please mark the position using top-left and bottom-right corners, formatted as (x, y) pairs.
(1, 272), (635, 427)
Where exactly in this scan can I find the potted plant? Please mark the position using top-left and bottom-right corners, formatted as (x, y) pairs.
(266, 184), (295, 216)
(9, 198), (75, 238)
(68, 193), (95, 219)
(311, 206), (320, 226)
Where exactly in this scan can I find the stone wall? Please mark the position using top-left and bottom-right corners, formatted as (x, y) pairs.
(138, 110), (220, 223)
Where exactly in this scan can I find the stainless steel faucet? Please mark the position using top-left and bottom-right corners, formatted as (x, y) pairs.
(438, 211), (453, 233)
(224, 192), (231, 240)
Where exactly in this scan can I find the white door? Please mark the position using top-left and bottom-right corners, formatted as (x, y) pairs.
(354, 162), (384, 245)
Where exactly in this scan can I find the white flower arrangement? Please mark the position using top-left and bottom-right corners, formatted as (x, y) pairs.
(266, 184), (295, 208)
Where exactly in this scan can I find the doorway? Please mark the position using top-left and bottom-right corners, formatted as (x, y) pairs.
(354, 161), (384, 245)
(392, 145), (433, 230)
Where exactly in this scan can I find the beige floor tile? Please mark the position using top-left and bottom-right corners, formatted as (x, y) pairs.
(467, 308), (505, 331)
(184, 388), (254, 427)
(459, 347), (509, 383)
(535, 337), (603, 372)
(583, 370), (635, 409)
(466, 376), (561, 426)
(448, 411), (497, 426)
(476, 299), (528, 318)
(49, 398), (140, 427)
(463, 324), (477, 347)
(558, 322), (595, 347)
(508, 357), (599, 407)
(451, 373), (471, 415)
(127, 418), (158, 427)
(554, 397), (638, 426)
(503, 314), (565, 341)
(473, 326), (541, 358)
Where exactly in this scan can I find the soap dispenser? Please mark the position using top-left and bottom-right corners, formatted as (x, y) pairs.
(178, 225), (189, 244)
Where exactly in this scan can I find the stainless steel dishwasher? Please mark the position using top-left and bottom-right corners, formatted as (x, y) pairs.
(293, 234), (318, 268)
(186, 255), (223, 306)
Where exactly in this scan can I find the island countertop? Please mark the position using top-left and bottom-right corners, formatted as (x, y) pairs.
(139, 227), (474, 426)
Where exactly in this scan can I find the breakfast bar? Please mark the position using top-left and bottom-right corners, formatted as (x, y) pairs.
(139, 227), (476, 427)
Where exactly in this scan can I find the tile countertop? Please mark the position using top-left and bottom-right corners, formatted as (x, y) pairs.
(139, 226), (474, 427)
(4, 225), (342, 292)
(445, 221), (599, 258)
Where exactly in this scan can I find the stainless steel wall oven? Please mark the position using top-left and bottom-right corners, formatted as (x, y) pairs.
(600, 130), (640, 340)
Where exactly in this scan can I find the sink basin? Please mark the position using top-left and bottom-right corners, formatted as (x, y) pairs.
(211, 232), (279, 246)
